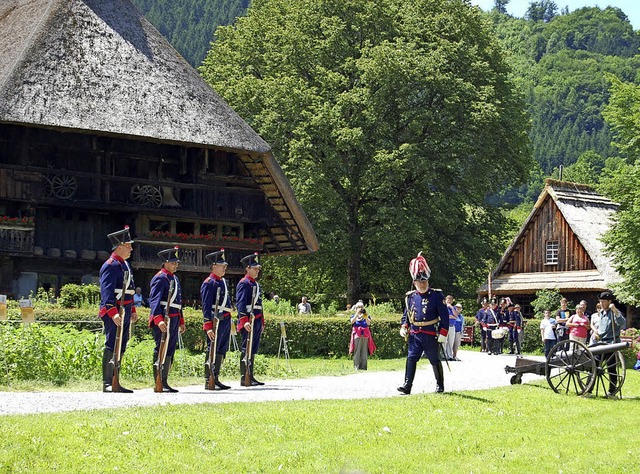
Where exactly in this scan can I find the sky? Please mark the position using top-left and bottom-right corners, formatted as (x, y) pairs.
(470, 0), (640, 29)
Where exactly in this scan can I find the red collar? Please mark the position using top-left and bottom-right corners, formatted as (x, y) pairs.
(209, 273), (222, 281)
(244, 275), (256, 283)
(161, 267), (174, 277)
(111, 253), (125, 263)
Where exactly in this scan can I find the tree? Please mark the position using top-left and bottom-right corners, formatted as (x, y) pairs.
(599, 76), (640, 305)
(525, 1), (557, 23)
(493, 0), (510, 15)
(201, 0), (532, 304)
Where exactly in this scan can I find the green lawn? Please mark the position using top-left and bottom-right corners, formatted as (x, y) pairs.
(1, 369), (638, 473)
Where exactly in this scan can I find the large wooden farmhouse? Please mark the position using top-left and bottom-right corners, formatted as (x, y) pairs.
(0, 0), (318, 301)
(478, 179), (629, 318)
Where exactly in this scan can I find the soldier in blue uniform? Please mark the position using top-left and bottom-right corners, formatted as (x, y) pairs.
(99, 226), (137, 393)
(148, 246), (185, 393)
(485, 297), (500, 355)
(236, 252), (264, 387)
(398, 252), (449, 394)
(201, 249), (232, 390)
(475, 298), (490, 352)
(507, 302), (523, 355)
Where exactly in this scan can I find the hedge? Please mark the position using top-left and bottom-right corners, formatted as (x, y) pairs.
(0, 307), (583, 359)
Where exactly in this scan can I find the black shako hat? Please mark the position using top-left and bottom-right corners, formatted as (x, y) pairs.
(158, 246), (180, 263)
(240, 252), (261, 268)
(205, 249), (227, 266)
(598, 290), (615, 301)
(107, 226), (134, 250)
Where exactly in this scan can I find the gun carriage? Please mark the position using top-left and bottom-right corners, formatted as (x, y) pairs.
(505, 340), (629, 397)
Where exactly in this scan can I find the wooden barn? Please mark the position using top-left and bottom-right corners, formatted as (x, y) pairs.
(0, 0), (318, 301)
(477, 179), (631, 319)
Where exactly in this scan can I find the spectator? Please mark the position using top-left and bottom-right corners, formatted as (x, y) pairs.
(555, 297), (570, 342)
(349, 306), (375, 370)
(297, 296), (312, 314)
(133, 287), (148, 308)
(566, 305), (589, 345)
(589, 303), (602, 345)
(452, 303), (464, 361)
(445, 295), (460, 360)
(540, 310), (557, 357)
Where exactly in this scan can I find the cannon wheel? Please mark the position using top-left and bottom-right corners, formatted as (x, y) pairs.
(546, 340), (596, 396)
(592, 350), (626, 398)
(510, 374), (522, 385)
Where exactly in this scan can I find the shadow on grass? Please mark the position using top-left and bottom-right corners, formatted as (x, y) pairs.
(444, 392), (493, 403)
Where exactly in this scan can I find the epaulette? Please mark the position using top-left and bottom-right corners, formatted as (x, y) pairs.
(405, 290), (416, 296)
(106, 257), (114, 264)
(204, 277), (211, 284)
(432, 288), (443, 292)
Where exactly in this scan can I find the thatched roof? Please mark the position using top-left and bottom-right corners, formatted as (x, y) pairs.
(0, 0), (319, 254)
(479, 179), (620, 294)
(0, 0), (268, 152)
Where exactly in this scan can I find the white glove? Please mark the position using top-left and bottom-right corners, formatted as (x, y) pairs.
(437, 334), (447, 344)
(400, 326), (408, 338)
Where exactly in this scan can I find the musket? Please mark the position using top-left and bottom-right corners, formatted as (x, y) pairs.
(154, 280), (176, 393)
(244, 285), (257, 387)
(206, 287), (221, 391)
(111, 270), (130, 392)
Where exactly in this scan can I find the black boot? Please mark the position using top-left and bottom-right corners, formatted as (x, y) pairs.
(162, 356), (178, 393)
(104, 349), (133, 393)
(240, 357), (259, 386)
(214, 355), (231, 390)
(102, 349), (114, 392)
(250, 355), (264, 386)
(397, 358), (417, 395)
(205, 354), (215, 390)
(433, 361), (445, 393)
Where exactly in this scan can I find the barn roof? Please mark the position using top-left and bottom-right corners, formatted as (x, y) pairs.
(0, 0), (318, 254)
(0, 0), (269, 152)
(479, 179), (620, 294)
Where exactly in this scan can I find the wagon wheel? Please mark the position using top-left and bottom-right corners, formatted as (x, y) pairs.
(546, 340), (595, 396)
(49, 174), (78, 199)
(130, 184), (162, 207)
(592, 350), (626, 398)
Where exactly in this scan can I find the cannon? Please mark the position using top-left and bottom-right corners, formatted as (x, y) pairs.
(505, 340), (629, 397)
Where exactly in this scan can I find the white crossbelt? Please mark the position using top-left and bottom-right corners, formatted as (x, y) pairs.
(160, 301), (182, 310)
(114, 289), (135, 299)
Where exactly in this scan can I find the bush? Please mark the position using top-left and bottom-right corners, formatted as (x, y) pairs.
(59, 284), (100, 309)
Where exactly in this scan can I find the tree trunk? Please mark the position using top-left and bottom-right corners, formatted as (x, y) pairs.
(346, 204), (363, 305)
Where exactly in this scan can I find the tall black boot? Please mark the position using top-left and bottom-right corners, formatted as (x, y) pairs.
(250, 355), (264, 386)
(214, 355), (231, 390)
(205, 354), (215, 390)
(162, 355), (178, 393)
(104, 348), (133, 393)
(433, 361), (445, 393)
(397, 358), (417, 395)
(103, 349), (114, 392)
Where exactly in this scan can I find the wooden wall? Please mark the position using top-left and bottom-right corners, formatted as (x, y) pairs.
(502, 196), (596, 273)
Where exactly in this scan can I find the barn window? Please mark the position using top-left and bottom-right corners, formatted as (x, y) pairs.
(546, 241), (559, 265)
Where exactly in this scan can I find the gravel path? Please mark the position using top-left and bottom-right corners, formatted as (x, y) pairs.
(0, 350), (544, 416)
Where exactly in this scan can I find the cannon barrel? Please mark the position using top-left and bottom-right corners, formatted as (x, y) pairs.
(588, 341), (629, 356)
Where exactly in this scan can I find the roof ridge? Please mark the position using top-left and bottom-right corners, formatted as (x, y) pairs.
(0, 0), (57, 90)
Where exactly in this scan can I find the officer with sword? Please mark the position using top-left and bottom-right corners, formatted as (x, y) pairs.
(398, 252), (449, 394)
(201, 249), (232, 390)
(148, 246), (185, 393)
(236, 252), (264, 387)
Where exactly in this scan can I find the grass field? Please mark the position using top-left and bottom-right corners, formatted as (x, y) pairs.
(1, 362), (638, 473)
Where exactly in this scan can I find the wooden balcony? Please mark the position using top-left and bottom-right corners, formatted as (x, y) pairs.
(131, 239), (248, 274)
(0, 226), (35, 256)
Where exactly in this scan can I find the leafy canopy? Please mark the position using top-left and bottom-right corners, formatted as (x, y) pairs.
(201, 0), (532, 303)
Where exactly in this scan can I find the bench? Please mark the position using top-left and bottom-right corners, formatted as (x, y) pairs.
(461, 325), (474, 346)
